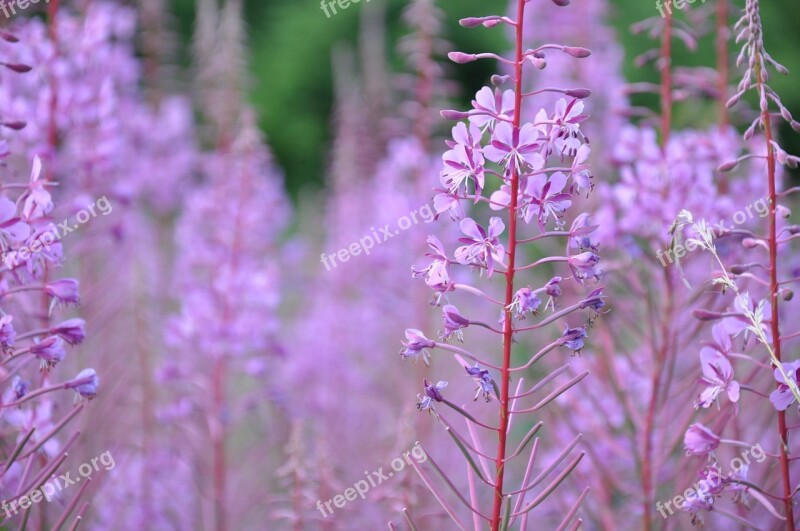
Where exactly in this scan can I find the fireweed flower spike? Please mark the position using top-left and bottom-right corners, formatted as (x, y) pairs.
(400, 0), (602, 528)
(673, 1), (800, 527)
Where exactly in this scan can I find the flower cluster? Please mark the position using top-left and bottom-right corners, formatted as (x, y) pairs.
(399, 1), (604, 527)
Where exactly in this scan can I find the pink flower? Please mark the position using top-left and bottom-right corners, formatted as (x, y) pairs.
(401, 329), (436, 365)
(684, 423), (720, 456)
(468, 87), (514, 131)
(484, 122), (544, 173)
(454, 217), (505, 277)
(441, 305), (469, 342)
(521, 172), (572, 229)
(44, 279), (81, 304)
(695, 348), (740, 408)
(441, 144), (485, 197)
(412, 235), (453, 293)
(769, 361), (800, 411)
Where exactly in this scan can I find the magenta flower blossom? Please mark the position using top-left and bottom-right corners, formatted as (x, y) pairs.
(770, 361), (800, 411)
(401, 329), (436, 365)
(441, 304), (469, 342)
(67, 368), (99, 400)
(684, 423), (721, 456)
(31, 336), (66, 367)
(522, 171), (572, 229)
(695, 348), (740, 409)
(560, 326), (587, 354)
(0, 314), (15, 350)
(21, 156), (53, 220)
(508, 286), (542, 319)
(441, 144), (485, 197)
(468, 86), (514, 131)
(0, 195), (30, 243)
(465, 365), (495, 402)
(44, 279), (81, 304)
(570, 143), (593, 195)
(535, 97), (588, 157)
(411, 235), (453, 293)
(568, 251), (602, 283)
(484, 122), (544, 173)
(416, 379), (447, 415)
(50, 318), (86, 345)
(454, 217), (506, 276)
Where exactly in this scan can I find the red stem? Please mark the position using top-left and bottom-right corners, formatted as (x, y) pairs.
(491, 1), (525, 528)
(641, 12), (675, 528)
(758, 62), (795, 528)
(716, 0), (729, 131)
(659, 8), (672, 149)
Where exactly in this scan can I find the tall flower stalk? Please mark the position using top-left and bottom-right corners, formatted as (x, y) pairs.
(403, 0), (603, 528)
(672, 0), (800, 526)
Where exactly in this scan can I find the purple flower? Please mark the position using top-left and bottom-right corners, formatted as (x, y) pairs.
(441, 305), (469, 342)
(31, 336), (66, 367)
(570, 144), (593, 195)
(11, 376), (28, 401)
(535, 98), (588, 157)
(570, 212), (599, 252)
(400, 329), (436, 365)
(417, 379), (448, 415)
(44, 279), (81, 305)
(521, 172), (572, 229)
(50, 318), (86, 345)
(412, 235), (453, 293)
(22, 157), (54, 220)
(0, 195), (30, 243)
(0, 314), (15, 350)
(769, 360), (800, 411)
(695, 348), (740, 408)
(545, 277), (563, 298)
(560, 326), (587, 354)
(509, 287), (541, 319)
(684, 423), (720, 456)
(466, 365), (495, 402)
(454, 217), (505, 277)
(441, 144), (485, 198)
(67, 368), (99, 400)
(484, 122), (544, 173)
(568, 252), (602, 284)
(468, 87), (514, 131)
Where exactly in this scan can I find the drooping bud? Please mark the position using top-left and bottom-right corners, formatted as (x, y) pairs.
(448, 52), (477, 64)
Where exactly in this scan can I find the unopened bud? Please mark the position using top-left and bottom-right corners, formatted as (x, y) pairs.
(440, 110), (470, 121)
(693, 309), (723, 321)
(2, 63), (31, 73)
(564, 47), (592, 58)
(448, 52), (477, 64)
(565, 88), (592, 99)
(781, 288), (794, 301)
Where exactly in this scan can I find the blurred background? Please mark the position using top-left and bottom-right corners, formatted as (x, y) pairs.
(165, 0), (800, 199)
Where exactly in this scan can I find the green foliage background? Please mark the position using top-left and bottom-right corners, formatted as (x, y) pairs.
(169, 0), (800, 198)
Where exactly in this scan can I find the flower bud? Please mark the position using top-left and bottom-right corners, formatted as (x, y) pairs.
(448, 52), (477, 64)
(563, 47), (591, 58)
(68, 368), (99, 399)
(565, 88), (592, 99)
